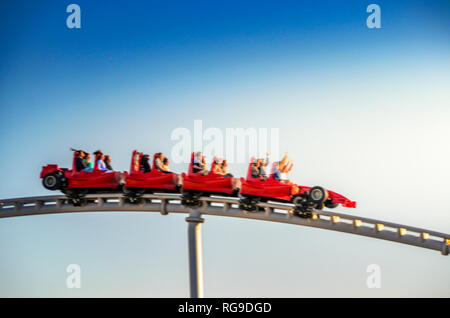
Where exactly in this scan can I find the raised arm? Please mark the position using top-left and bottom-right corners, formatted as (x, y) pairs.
(279, 152), (288, 170)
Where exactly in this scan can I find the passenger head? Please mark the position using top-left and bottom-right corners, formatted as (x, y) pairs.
(85, 154), (91, 162)
(105, 155), (111, 163)
(163, 158), (169, 166)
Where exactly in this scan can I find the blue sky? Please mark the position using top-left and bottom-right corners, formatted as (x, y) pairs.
(0, 1), (449, 297)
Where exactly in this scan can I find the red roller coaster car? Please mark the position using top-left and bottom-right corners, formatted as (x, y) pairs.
(40, 150), (356, 217)
(123, 151), (182, 200)
(40, 151), (124, 202)
(180, 153), (241, 206)
(239, 158), (356, 217)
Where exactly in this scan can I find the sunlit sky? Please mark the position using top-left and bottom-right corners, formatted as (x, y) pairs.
(0, 0), (449, 297)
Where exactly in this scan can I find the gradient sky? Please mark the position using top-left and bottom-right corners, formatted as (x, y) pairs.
(0, 0), (449, 297)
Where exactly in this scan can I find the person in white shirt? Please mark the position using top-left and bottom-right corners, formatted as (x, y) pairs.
(97, 154), (113, 173)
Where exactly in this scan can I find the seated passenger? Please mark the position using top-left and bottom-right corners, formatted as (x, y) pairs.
(161, 157), (171, 173)
(192, 152), (202, 172)
(272, 162), (281, 181)
(211, 158), (234, 178)
(154, 153), (171, 174)
(97, 154), (113, 173)
(192, 152), (208, 175)
(82, 153), (94, 172)
(75, 150), (87, 172)
(213, 158), (224, 175)
(258, 152), (269, 180)
(272, 156), (293, 184)
(201, 156), (208, 173)
(211, 158), (239, 191)
(155, 154), (183, 186)
(220, 160), (233, 178)
(140, 154), (151, 173)
(104, 155), (113, 170)
(251, 159), (263, 179)
(154, 153), (162, 170)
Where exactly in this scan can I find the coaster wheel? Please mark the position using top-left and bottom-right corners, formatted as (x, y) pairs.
(239, 196), (259, 212)
(42, 173), (61, 190)
(308, 186), (329, 208)
(181, 191), (202, 208)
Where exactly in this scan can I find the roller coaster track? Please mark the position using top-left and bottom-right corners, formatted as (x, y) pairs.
(1, 194), (449, 296)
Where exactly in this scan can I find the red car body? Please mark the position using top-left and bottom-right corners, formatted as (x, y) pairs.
(40, 151), (122, 191)
(240, 158), (356, 208)
(124, 151), (179, 192)
(181, 153), (237, 195)
(40, 151), (356, 210)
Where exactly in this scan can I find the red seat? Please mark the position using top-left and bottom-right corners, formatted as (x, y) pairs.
(182, 152), (235, 195)
(129, 150), (144, 175)
(123, 151), (179, 191)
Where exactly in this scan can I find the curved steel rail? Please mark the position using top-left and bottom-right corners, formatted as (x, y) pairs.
(0, 194), (449, 255)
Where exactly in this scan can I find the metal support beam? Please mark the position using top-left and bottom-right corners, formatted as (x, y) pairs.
(185, 209), (205, 298)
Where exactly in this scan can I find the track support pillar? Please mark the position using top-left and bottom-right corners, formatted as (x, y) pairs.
(185, 209), (205, 298)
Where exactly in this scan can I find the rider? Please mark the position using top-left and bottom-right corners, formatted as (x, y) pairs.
(97, 154), (113, 173)
(104, 155), (113, 170)
(161, 157), (171, 173)
(258, 152), (269, 180)
(75, 150), (87, 172)
(251, 158), (268, 181)
(82, 153), (94, 172)
(211, 157), (240, 192)
(156, 153), (183, 187)
(272, 152), (293, 183)
(140, 154), (151, 173)
(155, 153), (171, 174)
(192, 152), (208, 175)
(272, 162), (281, 181)
(251, 159), (261, 178)
(213, 158), (222, 174)
(220, 160), (233, 178)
